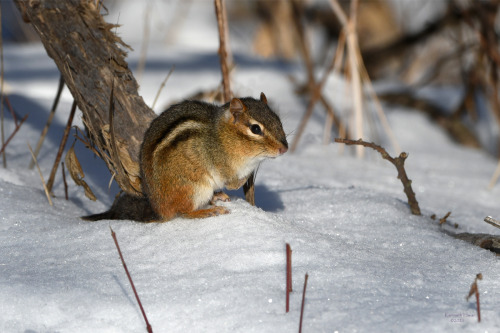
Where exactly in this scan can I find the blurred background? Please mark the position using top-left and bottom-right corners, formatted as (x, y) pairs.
(3, 0), (500, 159)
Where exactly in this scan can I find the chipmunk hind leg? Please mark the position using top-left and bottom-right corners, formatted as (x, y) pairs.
(181, 206), (230, 219)
(180, 184), (230, 219)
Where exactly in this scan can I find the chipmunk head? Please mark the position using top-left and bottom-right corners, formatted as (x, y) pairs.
(227, 93), (288, 158)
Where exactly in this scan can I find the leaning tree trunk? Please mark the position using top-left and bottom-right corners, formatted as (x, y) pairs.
(14, 0), (156, 195)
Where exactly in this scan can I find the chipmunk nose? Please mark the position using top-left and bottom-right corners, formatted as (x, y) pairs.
(279, 145), (288, 155)
(279, 139), (288, 155)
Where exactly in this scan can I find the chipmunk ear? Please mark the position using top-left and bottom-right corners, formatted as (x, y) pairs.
(260, 92), (268, 104)
(229, 98), (247, 123)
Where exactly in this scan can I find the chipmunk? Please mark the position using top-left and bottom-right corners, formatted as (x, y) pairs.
(83, 92), (288, 222)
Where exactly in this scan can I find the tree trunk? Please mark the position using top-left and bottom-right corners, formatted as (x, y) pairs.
(14, 0), (156, 195)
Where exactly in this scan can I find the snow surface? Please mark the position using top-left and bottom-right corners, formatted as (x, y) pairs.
(1, 3), (500, 333)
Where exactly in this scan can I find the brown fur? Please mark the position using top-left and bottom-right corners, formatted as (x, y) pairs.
(83, 93), (288, 222)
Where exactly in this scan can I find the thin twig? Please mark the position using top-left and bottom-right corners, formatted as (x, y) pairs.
(151, 65), (174, 110)
(136, 2), (151, 85)
(328, 0), (348, 26)
(0, 114), (28, 155)
(46, 100), (77, 194)
(30, 75), (65, 169)
(328, 0), (400, 157)
(289, 0), (315, 118)
(335, 138), (421, 215)
(466, 273), (482, 322)
(108, 80), (127, 184)
(243, 171), (256, 206)
(323, 29), (347, 144)
(0, 2), (5, 168)
(289, 0), (345, 152)
(214, 0), (231, 102)
(357, 52), (401, 154)
(484, 216), (500, 229)
(286, 243), (292, 313)
(346, 2), (364, 157)
(61, 161), (68, 200)
(110, 226), (153, 333)
(488, 159), (500, 189)
(439, 211), (452, 225)
(27, 142), (53, 206)
(298, 273), (309, 333)
(3, 95), (18, 125)
(291, 44), (340, 151)
(73, 126), (101, 157)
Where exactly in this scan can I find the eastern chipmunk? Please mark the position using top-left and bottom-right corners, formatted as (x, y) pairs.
(83, 93), (288, 222)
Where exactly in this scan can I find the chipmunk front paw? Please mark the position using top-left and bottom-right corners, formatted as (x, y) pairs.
(211, 191), (231, 204)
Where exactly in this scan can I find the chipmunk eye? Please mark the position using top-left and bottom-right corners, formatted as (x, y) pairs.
(250, 124), (262, 135)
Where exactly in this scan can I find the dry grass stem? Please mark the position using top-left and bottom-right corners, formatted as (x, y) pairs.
(27, 142), (53, 206)
(136, 3), (151, 85)
(46, 100), (77, 194)
(289, 0), (345, 152)
(30, 75), (65, 169)
(65, 142), (97, 201)
(484, 216), (500, 229)
(466, 273), (483, 322)
(107, 81), (127, 185)
(151, 65), (175, 110)
(327, 0), (399, 157)
(214, 0), (232, 102)
(328, 0), (348, 26)
(357, 55), (401, 154)
(488, 160), (500, 189)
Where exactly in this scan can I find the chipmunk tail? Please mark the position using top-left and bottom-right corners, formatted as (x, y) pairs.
(81, 192), (160, 222)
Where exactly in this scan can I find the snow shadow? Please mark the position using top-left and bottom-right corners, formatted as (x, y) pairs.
(7, 93), (120, 203)
(128, 51), (295, 74)
(226, 184), (285, 212)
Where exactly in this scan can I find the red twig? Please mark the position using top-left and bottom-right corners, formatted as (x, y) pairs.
(286, 243), (292, 312)
(299, 273), (309, 333)
(110, 226), (153, 333)
(466, 273), (482, 322)
(476, 289), (481, 323)
(3, 95), (18, 125)
(0, 113), (28, 155)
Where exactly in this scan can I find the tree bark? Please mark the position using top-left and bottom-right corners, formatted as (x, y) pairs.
(14, 0), (156, 195)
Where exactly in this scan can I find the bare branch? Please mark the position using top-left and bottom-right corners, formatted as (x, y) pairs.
(335, 138), (421, 215)
(14, 0), (156, 195)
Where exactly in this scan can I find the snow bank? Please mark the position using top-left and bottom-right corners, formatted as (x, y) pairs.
(1, 7), (500, 333)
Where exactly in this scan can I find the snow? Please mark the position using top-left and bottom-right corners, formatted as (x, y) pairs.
(1, 4), (500, 333)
